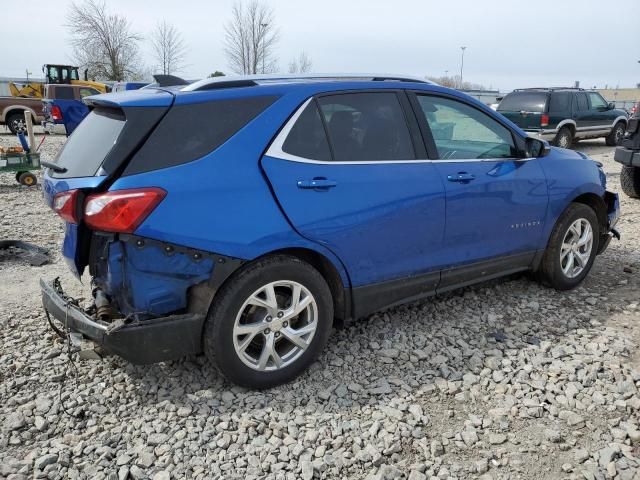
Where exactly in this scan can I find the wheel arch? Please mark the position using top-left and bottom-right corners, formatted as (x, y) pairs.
(557, 119), (576, 135)
(571, 192), (607, 234)
(264, 247), (351, 321)
(3, 106), (34, 123)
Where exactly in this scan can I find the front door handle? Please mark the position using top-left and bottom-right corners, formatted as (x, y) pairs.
(447, 172), (475, 183)
(297, 178), (337, 190)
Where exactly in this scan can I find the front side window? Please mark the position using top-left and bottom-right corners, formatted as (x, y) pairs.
(317, 92), (415, 161)
(417, 95), (516, 160)
(588, 92), (607, 110)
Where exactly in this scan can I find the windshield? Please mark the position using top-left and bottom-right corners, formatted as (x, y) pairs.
(51, 108), (125, 178)
(498, 92), (547, 113)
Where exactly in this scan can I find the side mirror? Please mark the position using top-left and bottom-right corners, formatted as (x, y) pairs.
(525, 137), (551, 158)
(608, 102), (615, 110)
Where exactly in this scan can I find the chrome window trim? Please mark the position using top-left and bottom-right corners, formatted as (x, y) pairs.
(265, 97), (532, 165)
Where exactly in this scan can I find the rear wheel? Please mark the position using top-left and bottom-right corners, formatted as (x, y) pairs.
(18, 172), (37, 186)
(6, 112), (26, 135)
(606, 122), (625, 146)
(621, 166), (640, 198)
(554, 126), (573, 149)
(538, 203), (599, 290)
(203, 255), (333, 388)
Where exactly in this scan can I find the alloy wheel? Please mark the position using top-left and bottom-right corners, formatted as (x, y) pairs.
(232, 280), (318, 371)
(560, 218), (593, 279)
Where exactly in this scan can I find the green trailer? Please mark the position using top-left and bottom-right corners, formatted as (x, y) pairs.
(0, 151), (40, 186)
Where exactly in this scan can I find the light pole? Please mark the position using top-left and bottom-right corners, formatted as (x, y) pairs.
(459, 46), (467, 89)
(260, 22), (268, 74)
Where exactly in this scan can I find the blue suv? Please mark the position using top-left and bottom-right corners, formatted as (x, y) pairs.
(41, 74), (620, 388)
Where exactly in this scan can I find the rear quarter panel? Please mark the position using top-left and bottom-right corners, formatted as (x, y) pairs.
(107, 89), (351, 286)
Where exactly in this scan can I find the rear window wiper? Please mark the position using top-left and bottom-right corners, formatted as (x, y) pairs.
(41, 161), (68, 173)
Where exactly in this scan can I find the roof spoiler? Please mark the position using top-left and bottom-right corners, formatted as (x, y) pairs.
(153, 74), (189, 87)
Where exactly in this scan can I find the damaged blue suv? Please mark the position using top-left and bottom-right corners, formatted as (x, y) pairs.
(41, 74), (620, 388)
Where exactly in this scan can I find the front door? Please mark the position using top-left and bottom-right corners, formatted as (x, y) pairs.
(261, 91), (446, 291)
(411, 93), (549, 286)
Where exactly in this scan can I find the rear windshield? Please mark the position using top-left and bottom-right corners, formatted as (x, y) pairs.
(51, 108), (125, 178)
(497, 92), (547, 113)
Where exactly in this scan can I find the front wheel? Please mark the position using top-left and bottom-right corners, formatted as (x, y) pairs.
(203, 255), (333, 388)
(620, 166), (640, 198)
(606, 122), (625, 146)
(538, 203), (599, 290)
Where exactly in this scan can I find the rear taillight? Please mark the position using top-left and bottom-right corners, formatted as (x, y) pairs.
(84, 188), (166, 233)
(53, 189), (80, 224)
(541, 114), (549, 127)
(51, 105), (63, 121)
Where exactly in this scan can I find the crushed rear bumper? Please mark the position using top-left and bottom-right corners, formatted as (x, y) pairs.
(40, 278), (204, 364)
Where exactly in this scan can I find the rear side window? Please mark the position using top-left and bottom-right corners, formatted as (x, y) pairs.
(317, 92), (415, 161)
(497, 92), (547, 113)
(125, 96), (278, 175)
(548, 92), (571, 113)
(575, 93), (589, 111)
(282, 101), (331, 161)
(55, 87), (75, 100)
(51, 108), (125, 178)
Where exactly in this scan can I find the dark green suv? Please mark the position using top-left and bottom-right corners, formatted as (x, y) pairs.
(497, 88), (628, 148)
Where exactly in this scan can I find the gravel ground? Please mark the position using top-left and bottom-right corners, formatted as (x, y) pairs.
(1, 131), (639, 480)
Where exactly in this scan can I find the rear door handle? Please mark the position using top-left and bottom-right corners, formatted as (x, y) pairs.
(447, 172), (475, 183)
(297, 178), (337, 190)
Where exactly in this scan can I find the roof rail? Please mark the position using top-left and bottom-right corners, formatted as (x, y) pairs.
(513, 87), (585, 92)
(184, 73), (431, 92)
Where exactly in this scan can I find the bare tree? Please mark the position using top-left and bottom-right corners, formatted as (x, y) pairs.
(288, 51), (312, 74)
(151, 20), (188, 75)
(427, 75), (486, 90)
(66, 0), (142, 81)
(224, 1), (279, 74)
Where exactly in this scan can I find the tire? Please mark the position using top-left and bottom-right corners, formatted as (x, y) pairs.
(15, 171), (24, 183)
(621, 165), (640, 198)
(605, 122), (625, 146)
(18, 172), (37, 186)
(203, 255), (333, 388)
(553, 126), (573, 149)
(538, 203), (599, 290)
(5, 112), (26, 135)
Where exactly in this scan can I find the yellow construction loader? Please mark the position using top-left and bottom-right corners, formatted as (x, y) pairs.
(8, 64), (109, 98)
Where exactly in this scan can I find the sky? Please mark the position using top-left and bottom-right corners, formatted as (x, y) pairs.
(1, 0), (639, 92)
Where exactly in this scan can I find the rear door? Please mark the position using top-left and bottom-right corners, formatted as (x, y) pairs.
(411, 92), (548, 286)
(261, 91), (446, 291)
(572, 92), (591, 130)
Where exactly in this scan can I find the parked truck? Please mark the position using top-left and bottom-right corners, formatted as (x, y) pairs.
(42, 84), (100, 136)
(0, 96), (44, 134)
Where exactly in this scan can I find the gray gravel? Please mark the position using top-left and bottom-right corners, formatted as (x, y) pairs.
(1, 131), (639, 480)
